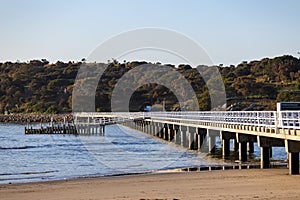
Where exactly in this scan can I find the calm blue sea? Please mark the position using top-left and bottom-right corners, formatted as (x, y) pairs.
(0, 123), (287, 184)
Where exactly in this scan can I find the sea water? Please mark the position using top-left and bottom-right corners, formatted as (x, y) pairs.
(0, 123), (287, 184)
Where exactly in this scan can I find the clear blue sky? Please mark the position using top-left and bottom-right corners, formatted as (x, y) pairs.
(0, 0), (299, 66)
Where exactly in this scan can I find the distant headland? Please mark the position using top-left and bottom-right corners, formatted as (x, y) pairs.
(0, 55), (299, 114)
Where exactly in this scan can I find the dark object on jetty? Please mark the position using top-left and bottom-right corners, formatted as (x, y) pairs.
(25, 124), (77, 134)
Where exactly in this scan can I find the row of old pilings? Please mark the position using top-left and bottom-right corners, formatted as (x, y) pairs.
(25, 124), (77, 134)
(25, 123), (105, 135)
(123, 119), (300, 175)
(25, 116), (105, 135)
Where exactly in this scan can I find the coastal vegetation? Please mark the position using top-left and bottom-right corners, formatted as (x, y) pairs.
(0, 55), (300, 113)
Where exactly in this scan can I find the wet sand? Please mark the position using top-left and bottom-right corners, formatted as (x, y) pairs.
(1, 168), (300, 200)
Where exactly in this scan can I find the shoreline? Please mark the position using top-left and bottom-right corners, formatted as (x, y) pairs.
(0, 162), (288, 185)
(1, 168), (299, 200)
(0, 113), (73, 123)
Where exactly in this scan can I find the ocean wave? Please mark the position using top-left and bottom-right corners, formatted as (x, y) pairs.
(0, 144), (55, 150)
(0, 170), (59, 176)
(0, 146), (36, 150)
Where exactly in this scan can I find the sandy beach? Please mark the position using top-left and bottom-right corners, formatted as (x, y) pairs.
(1, 168), (299, 200)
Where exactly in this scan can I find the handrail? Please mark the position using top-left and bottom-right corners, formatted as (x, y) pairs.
(73, 111), (300, 130)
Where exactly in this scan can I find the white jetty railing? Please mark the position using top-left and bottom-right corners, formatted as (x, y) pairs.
(73, 111), (300, 131)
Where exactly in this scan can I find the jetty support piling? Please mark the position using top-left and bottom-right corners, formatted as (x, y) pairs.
(208, 129), (218, 153)
(248, 141), (254, 153)
(221, 131), (236, 159)
(197, 128), (207, 152)
(180, 125), (187, 148)
(285, 140), (300, 175)
(187, 127), (195, 150)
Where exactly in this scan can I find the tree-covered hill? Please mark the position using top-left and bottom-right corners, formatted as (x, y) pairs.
(0, 55), (300, 113)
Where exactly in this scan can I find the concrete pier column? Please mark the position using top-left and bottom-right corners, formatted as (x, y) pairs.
(87, 117), (90, 134)
(140, 122), (143, 132)
(158, 123), (163, 138)
(81, 124), (84, 134)
(172, 124), (176, 143)
(148, 122), (151, 134)
(135, 121), (138, 130)
(145, 122), (148, 134)
(146, 122), (149, 134)
(193, 130), (198, 150)
(95, 125), (98, 135)
(83, 124), (87, 135)
(142, 122), (146, 133)
(197, 134), (204, 151)
(233, 139), (239, 152)
(222, 139), (230, 159)
(180, 126), (187, 147)
(146, 122), (150, 134)
(161, 124), (166, 139)
(173, 125), (179, 144)
(236, 133), (258, 162)
(98, 125), (102, 135)
(248, 141), (254, 153)
(261, 147), (271, 169)
(209, 136), (216, 153)
(197, 128), (207, 152)
(221, 131), (236, 159)
(285, 140), (300, 175)
(208, 129), (218, 153)
(160, 123), (164, 138)
(153, 122), (158, 137)
(168, 125), (174, 142)
(239, 142), (248, 162)
(179, 126), (184, 147)
(139, 122), (142, 131)
(288, 152), (299, 175)
(157, 123), (161, 137)
(91, 125), (95, 134)
(188, 127), (195, 150)
(258, 136), (285, 169)
(163, 124), (169, 140)
(77, 125), (80, 134)
(155, 123), (159, 137)
(150, 122), (154, 135)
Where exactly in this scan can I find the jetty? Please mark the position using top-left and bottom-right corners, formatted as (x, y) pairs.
(72, 109), (300, 175)
(24, 103), (300, 175)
